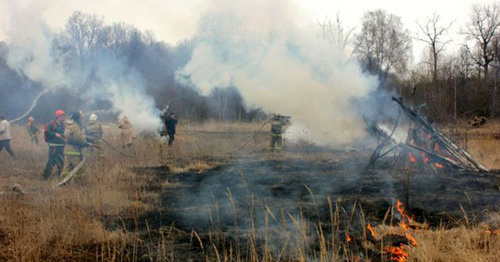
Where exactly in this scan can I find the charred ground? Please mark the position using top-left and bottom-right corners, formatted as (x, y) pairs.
(124, 148), (499, 261)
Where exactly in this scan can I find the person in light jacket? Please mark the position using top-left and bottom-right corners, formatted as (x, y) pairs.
(0, 115), (15, 159)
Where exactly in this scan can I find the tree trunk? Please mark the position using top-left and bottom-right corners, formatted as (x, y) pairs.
(493, 69), (498, 117)
(454, 77), (457, 120)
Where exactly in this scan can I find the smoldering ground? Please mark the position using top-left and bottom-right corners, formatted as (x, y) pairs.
(128, 149), (498, 260)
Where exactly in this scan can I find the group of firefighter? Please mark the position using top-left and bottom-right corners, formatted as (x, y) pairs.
(0, 110), (289, 182)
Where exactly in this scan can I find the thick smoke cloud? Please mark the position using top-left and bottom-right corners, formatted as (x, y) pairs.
(3, 0), (69, 89)
(177, 0), (377, 145)
(1, 0), (160, 130)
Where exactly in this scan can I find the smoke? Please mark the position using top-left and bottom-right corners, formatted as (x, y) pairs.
(177, 0), (377, 145)
(2, 0), (69, 89)
(0, 0), (160, 130)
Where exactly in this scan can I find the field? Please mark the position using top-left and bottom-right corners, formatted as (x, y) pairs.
(0, 120), (499, 261)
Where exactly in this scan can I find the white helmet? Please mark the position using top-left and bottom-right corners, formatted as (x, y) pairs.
(89, 114), (98, 121)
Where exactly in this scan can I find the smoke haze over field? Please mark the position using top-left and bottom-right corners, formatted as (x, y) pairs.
(1, 0), (161, 130)
(178, 0), (377, 145)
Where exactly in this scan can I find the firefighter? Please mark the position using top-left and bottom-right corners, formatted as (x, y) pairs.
(42, 110), (66, 179)
(85, 114), (103, 147)
(85, 113), (103, 161)
(269, 113), (289, 152)
(61, 111), (87, 180)
(0, 115), (15, 159)
(165, 113), (178, 146)
(27, 116), (40, 145)
(118, 116), (135, 149)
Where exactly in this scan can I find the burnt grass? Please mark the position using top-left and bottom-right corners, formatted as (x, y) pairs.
(115, 150), (499, 261)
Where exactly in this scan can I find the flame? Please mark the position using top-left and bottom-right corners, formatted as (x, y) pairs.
(435, 163), (444, 169)
(394, 199), (418, 261)
(400, 220), (409, 231)
(367, 223), (377, 238)
(486, 229), (500, 235)
(434, 142), (439, 151)
(395, 200), (413, 223)
(405, 233), (418, 246)
(346, 234), (352, 243)
(421, 152), (429, 164)
(384, 245), (409, 262)
(408, 152), (417, 163)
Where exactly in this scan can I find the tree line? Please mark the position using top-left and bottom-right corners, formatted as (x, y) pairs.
(353, 3), (500, 120)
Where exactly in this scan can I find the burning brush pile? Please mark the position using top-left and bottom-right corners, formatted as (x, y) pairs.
(366, 97), (488, 174)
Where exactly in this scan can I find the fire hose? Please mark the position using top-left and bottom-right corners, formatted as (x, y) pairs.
(101, 138), (135, 158)
(226, 115), (274, 153)
(9, 89), (50, 123)
(54, 156), (86, 187)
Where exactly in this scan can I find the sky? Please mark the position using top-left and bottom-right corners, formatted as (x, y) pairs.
(0, 0), (498, 62)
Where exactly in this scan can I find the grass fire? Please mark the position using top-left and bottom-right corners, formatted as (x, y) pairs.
(1, 0), (500, 261)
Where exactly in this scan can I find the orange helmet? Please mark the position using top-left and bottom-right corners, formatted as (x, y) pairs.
(55, 110), (66, 117)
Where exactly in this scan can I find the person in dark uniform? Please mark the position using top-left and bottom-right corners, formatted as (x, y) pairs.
(165, 113), (178, 146)
(42, 110), (66, 179)
(269, 113), (289, 152)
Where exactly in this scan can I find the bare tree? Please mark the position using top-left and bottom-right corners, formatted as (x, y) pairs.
(463, 3), (500, 79)
(64, 11), (106, 57)
(317, 13), (355, 55)
(354, 10), (412, 80)
(491, 34), (500, 116)
(416, 13), (454, 82)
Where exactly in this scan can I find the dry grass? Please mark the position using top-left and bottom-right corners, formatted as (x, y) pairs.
(0, 120), (498, 261)
(442, 118), (500, 170)
(410, 224), (499, 262)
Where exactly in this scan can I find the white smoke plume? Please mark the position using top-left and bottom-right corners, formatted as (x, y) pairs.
(177, 0), (377, 145)
(2, 0), (69, 89)
(0, 0), (160, 131)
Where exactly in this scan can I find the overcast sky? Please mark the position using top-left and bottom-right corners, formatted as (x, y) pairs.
(1, 0), (498, 63)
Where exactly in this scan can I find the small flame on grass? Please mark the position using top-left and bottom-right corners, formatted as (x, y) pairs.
(395, 200), (413, 223)
(421, 152), (429, 164)
(384, 200), (418, 261)
(367, 223), (377, 238)
(385, 245), (409, 262)
(346, 234), (352, 243)
(405, 233), (418, 246)
(486, 229), (499, 235)
(435, 163), (444, 169)
(408, 153), (417, 163)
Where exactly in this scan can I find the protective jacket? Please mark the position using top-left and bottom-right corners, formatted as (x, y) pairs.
(165, 117), (178, 134)
(28, 123), (39, 136)
(118, 117), (135, 145)
(271, 118), (287, 135)
(85, 120), (103, 143)
(64, 120), (86, 156)
(44, 120), (66, 145)
(0, 120), (12, 141)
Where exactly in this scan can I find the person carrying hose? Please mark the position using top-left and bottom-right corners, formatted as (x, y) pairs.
(61, 111), (87, 181)
(269, 113), (290, 152)
(42, 110), (66, 179)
